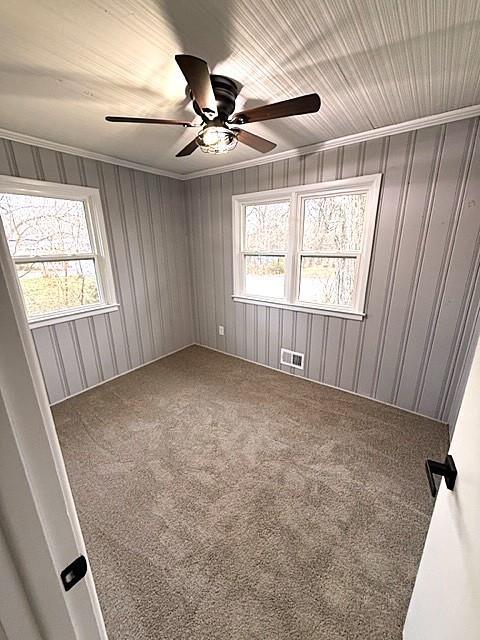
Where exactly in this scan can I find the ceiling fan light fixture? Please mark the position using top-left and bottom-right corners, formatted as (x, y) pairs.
(106, 54), (321, 159)
(197, 125), (238, 154)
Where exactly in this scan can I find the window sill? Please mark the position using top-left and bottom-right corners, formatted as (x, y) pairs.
(28, 303), (119, 329)
(232, 296), (365, 321)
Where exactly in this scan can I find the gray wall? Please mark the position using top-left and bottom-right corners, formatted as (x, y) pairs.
(186, 118), (480, 423)
(1, 118), (479, 422)
(0, 138), (195, 404)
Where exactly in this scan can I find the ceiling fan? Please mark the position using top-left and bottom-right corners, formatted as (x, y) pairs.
(105, 54), (321, 158)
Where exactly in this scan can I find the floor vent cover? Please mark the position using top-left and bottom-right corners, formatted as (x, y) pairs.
(280, 348), (304, 370)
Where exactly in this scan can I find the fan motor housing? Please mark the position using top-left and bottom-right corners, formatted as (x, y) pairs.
(190, 75), (240, 121)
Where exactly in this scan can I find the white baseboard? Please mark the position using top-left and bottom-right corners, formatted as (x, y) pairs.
(49, 343), (195, 406)
(195, 343), (448, 426)
(50, 339), (447, 427)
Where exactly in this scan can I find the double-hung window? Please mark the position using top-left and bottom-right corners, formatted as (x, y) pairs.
(233, 174), (382, 320)
(0, 176), (117, 328)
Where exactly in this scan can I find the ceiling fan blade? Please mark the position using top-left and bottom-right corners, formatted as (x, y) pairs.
(105, 116), (196, 126)
(235, 129), (276, 153)
(176, 137), (199, 157)
(175, 54), (216, 115)
(231, 93), (321, 125)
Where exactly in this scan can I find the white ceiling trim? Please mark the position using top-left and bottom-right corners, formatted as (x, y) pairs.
(0, 127), (180, 179)
(1, 104), (480, 182)
(185, 104), (480, 179)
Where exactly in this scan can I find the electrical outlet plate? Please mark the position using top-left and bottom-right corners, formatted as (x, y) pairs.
(218, 325), (225, 336)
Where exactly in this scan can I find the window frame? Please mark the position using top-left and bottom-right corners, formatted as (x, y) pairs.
(239, 196), (291, 303)
(0, 175), (118, 328)
(232, 173), (382, 320)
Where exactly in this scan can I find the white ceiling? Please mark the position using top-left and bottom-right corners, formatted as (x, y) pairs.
(1, 0), (479, 175)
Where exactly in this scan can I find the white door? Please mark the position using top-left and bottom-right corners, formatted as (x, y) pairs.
(0, 232), (107, 638)
(404, 330), (480, 638)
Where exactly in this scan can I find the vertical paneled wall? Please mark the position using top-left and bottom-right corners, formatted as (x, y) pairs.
(0, 139), (194, 404)
(186, 118), (480, 423)
(2, 119), (479, 422)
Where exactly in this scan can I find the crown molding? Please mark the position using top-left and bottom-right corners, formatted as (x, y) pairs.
(184, 104), (480, 179)
(1, 104), (479, 182)
(0, 127), (181, 180)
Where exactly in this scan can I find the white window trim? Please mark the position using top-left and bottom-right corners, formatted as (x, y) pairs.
(232, 173), (382, 320)
(0, 175), (118, 328)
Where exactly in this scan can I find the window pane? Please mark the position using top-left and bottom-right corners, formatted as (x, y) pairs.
(299, 257), (356, 307)
(245, 256), (285, 298)
(16, 259), (100, 317)
(0, 193), (92, 257)
(302, 193), (366, 251)
(245, 201), (290, 251)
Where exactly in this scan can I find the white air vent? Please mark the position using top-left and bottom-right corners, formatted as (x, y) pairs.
(280, 348), (304, 370)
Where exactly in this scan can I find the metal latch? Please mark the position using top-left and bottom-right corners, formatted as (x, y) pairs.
(60, 555), (88, 591)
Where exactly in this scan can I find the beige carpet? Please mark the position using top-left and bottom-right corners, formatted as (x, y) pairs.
(53, 345), (448, 640)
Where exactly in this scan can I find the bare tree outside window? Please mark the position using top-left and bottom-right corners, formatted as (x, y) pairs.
(299, 194), (366, 307)
(233, 174), (381, 316)
(240, 193), (366, 306)
(0, 193), (101, 318)
(244, 201), (289, 298)
(299, 257), (356, 306)
(245, 202), (289, 251)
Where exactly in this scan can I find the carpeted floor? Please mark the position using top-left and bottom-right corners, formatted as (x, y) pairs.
(52, 345), (448, 640)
